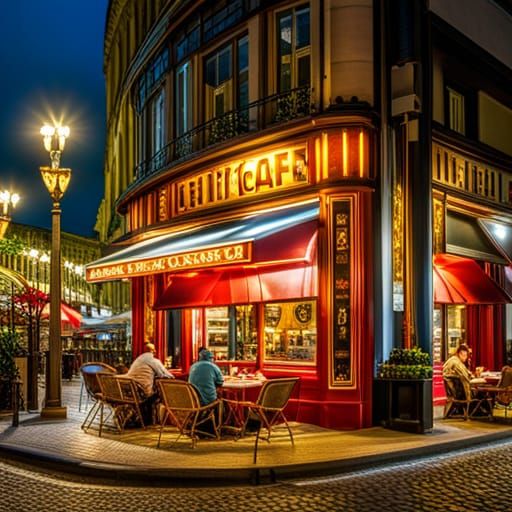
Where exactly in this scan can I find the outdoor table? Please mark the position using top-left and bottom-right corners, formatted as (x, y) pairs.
(219, 378), (264, 435)
(472, 384), (504, 419)
(481, 372), (501, 385)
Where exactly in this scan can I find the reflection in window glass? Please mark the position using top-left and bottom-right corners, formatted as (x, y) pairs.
(433, 307), (442, 363)
(235, 305), (257, 361)
(295, 7), (310, 48)
(206, 305), (257, 361)
(447, 305), (466, 356)
(206, 307), (229, 360)
(264, 300), (317, 363)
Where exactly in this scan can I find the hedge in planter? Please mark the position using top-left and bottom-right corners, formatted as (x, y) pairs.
(0, 329), (23, 411)
(379, 347), (433, 379)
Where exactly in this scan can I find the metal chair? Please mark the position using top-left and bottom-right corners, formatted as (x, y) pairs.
(96, 374), (147, 436)
(79, 362), (116, 430)
(156, 379), (220, 448)
(443, 375), (491, 420)
(235, 377), (299, 463)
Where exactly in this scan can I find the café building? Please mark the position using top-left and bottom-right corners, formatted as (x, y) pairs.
(87, 128), (375, 430)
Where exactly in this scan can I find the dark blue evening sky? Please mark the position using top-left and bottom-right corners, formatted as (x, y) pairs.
(0, 0), (108, 237)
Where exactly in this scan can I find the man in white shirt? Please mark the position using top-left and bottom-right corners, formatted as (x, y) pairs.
(127, 342), (174, 398)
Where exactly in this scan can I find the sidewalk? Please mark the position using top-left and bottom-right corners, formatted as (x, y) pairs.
(0, 379), (511, 484)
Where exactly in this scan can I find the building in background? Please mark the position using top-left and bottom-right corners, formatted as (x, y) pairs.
(1, 222), (129, 316)
(88, 0), (512, 429)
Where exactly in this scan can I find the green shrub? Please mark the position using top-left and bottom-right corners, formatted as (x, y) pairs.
(0, 328), (22, 380)
(379, 347), (433, 379)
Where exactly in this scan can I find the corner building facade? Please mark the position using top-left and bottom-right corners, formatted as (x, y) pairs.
(89, 0), (512, 429)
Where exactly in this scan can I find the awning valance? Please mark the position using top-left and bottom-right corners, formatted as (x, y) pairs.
(446, 211), (507, 264)
(433, 253), (511, 304)
(86, 200), (319, 283)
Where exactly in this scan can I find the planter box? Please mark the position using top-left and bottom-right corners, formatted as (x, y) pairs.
(373, 378), (433, 434)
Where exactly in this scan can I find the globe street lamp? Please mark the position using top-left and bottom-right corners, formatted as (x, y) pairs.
(39, 123), (71, 419)
(0, 190), (20, 239)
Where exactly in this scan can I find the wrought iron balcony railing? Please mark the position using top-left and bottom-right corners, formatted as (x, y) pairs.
(134, 86), (312, 183)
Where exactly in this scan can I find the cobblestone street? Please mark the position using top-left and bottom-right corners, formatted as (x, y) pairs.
(1, 438), (511, 512)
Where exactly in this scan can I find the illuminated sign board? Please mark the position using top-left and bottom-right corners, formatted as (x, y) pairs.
(172, 145), (308, 215)
(86, 242), (251, 283)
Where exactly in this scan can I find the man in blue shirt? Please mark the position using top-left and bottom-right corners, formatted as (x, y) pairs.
(188, 349), (224, 405)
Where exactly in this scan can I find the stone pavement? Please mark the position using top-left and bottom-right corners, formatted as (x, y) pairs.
(0, 378), (511, 484)
(3, 437), (512, 511)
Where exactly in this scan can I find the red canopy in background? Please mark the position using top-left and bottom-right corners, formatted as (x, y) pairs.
(433, 253), (511, 304)
(41, 302), (82, 329)
(153, 263), (317, 310)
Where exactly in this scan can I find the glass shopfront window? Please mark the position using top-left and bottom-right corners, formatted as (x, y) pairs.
(447, 305), (467, 357)
(264, 300), (316, 364)
(205, 305), (257, 361)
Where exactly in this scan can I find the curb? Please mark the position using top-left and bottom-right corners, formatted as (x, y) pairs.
(1, 428), (512, 485)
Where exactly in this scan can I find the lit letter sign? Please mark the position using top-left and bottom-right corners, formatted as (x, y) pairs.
(86, 242), (252, 283)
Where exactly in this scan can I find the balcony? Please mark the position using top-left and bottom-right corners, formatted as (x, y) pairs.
(133, 86), (312, 184)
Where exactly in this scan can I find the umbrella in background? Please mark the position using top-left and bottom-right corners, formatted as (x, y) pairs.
(41, 302), (82, 329)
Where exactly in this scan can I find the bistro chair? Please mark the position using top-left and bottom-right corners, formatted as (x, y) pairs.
(156, 379), (220, 449)
(79, 362), (116, 430)
(443, 375), (491, 420)
(494, 366), (512, 419)
(233, 377), (299, 463)
(96, 374), (147, 436)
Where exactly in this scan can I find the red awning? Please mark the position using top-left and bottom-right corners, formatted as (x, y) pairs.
(153, 263), (317, 309)
(433, 253), (511, 304)
(153, 218), (318, 309)
(41, 302), (82, 328)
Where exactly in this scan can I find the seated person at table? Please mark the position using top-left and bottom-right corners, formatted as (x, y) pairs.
(188, 349), (224, 405)
(443, 344), (472, 388)
(443, 344), (488, 408)
(127, 342), (174, 397)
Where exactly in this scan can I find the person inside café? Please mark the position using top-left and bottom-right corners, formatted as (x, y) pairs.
(127, 342), (175, 397)
(188, 349), (224, 405)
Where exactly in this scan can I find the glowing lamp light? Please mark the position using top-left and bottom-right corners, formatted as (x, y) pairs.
(494, 225), (507, 241)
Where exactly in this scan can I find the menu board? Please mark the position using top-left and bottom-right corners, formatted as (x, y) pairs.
(331, 199), (352, 386)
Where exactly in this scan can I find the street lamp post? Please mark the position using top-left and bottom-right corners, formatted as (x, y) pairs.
(39, 123), (71, 419)
(0, 190), (20, 239)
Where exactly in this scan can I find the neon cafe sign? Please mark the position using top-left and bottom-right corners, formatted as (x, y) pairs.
(172, 145), (308, 215)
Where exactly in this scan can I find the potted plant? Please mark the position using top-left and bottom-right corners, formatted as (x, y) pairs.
(375, 347), (433, 434)
(0, 328), (23, 411)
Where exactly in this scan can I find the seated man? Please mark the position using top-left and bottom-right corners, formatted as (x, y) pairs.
(188, 349), (224, 405)
(126, 342), (174, 423)
(444, 344), (491, 415)
(443, 344), (473, 397)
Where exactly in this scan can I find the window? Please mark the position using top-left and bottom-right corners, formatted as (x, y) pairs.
(277, 5), (310, 92)
(176, 22), (200, 64)
(447, 87), (465, 135)
(264, 300), (317, 364)
(152, 89), (165, 155)
(238, 36), (249, 110)
(176, 61), (191, 136)
(204, 37), (250, 124)
(205, 305), (257, 361)
(206, 45), (232, 119)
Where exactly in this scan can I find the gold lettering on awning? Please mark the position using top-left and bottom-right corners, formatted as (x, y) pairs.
(86, 242), (252, 283)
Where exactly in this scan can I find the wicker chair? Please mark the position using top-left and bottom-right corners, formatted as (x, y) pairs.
(494, 366), (512, 419)
(443, 375), (491, 420)
(156, 379), (220, 448)
(79, 362), (116, 431)
(235, 377), (299, 463)
(96, 374), (147, 436)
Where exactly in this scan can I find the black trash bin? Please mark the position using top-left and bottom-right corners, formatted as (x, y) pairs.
(62, 353), (75, 381)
